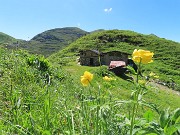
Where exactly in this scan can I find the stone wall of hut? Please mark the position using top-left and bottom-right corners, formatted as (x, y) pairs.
(102, 52), (128, 65)
(79, 50), (128, 66)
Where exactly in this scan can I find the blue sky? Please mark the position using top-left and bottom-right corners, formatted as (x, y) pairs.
(0, 0), (180, 42)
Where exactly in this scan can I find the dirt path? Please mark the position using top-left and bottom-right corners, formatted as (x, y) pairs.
(148, 81), (180, 96)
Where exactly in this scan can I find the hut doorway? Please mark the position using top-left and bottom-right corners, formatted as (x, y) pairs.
(90, 58), (94, 66)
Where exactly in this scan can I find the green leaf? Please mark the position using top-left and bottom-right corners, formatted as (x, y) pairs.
(144, 110), (154, 122)
(165, 125), (178, 135)
(171, 108), (180, 124)
(140, 101), (160, 114)
(127, 65), (137, 75)
(114, 100), (132, 106)
(175, 123), (180, 129)
(159, 109), (170, 129)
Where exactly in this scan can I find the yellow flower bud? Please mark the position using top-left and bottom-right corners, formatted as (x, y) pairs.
(103, 76), (114, 81)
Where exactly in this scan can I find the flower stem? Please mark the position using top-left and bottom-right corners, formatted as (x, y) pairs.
(130, 59), (142, 135)
(130, 102), (136, 135)
(136, 60), (141, 83)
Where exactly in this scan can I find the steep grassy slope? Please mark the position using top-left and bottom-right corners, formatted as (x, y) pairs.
(0, 32), (17, 44)
(49, 30), (180, 90)
(19, 27), (88, 56)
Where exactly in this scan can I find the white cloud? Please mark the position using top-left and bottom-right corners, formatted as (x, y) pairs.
(104, 8), (112, 13)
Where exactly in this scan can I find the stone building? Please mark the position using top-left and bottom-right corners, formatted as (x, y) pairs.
(79, 50), (129, 66)
(79, 50), (102, 66)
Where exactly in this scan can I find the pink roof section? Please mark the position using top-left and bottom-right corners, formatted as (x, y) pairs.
(109, 61), (126, 68)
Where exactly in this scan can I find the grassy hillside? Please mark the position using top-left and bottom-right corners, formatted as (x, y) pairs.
(0, 32), (17, 44)
(49, 30), (180, 90)
(0, 47), (180, 134)
(1, 29), (180, 134)
(19, 27), (88, 57)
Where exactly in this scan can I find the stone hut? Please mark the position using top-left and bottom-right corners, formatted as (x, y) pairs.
(79, 50), (102, 66)
(79, 50), (129, 66)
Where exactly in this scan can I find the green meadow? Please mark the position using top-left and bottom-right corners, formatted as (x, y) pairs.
(0, 29), (180, 134)
(0, 47), (180, 134)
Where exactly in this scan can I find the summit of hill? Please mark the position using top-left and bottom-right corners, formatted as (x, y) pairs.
(21, 27), (88, 56)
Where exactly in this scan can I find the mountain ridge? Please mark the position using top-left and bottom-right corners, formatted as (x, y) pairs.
(0, 27), (88, 56)
(31, 27), (88, 42)
(0, 27), (180, 57)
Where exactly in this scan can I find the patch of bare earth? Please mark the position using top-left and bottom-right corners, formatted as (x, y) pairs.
(148, 81), (180, 96)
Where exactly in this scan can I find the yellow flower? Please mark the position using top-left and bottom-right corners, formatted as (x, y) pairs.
(132, 49), (154, 64)
(81, 71), (93, 86)
(154, 75), (159, 79)
(149, 72), (156, 77)
(149, 72), (159, 78)
(138, 80), (146, 85)
(103, 76), (114, 81)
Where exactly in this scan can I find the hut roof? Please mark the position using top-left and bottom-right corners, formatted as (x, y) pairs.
(109, 61), (126, 68)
